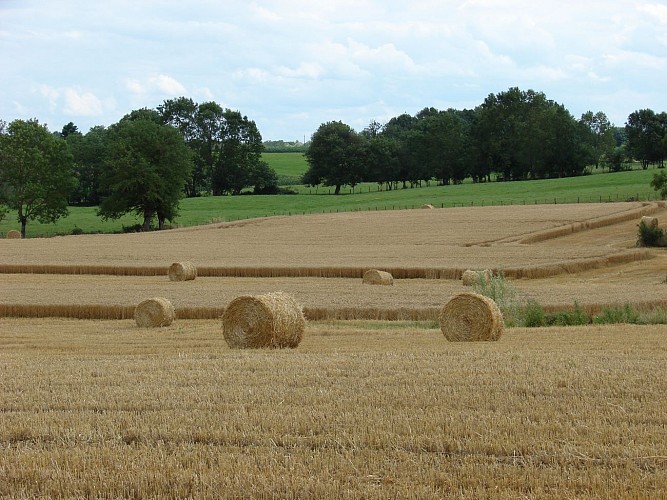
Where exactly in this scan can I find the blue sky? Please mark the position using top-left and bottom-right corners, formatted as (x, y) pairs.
(1, 0), (666, 140)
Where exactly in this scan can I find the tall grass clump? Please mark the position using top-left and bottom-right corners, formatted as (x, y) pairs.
(522, 299), (547, 327)
(471, 271), (524, 327)
(637, 220), (666, 247)
(593, 303), (640, 325)
(545, 302), (590, 326)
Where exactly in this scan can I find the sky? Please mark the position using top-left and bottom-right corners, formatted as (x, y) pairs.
(1, 1), (666, 141)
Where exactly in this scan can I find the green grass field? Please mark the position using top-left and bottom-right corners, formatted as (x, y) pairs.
(262, 152), (308, 177)
(1, 167), (663, 238)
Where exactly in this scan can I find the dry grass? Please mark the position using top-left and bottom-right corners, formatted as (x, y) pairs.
(0, 203), (660, 271)
(0, 318), (665, 498)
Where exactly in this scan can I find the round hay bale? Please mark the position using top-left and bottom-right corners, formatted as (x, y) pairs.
(421, 204), (434, 209)
(222, 292), (306, 349)
(641, 216), (658, 229)
(438, 292), (503, 342)
(362, 269), (394, 286)
(461, 269), (492, 286)
(6, 230), (21, 239)
(134, 297), (175, 328)
(168, 261), (197, 281)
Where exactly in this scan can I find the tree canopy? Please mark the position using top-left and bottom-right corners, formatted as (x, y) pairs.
(0, 119), (75, 237)
(97, 115), (192, 231)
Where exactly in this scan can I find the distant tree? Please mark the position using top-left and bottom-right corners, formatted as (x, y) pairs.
(60, 121), (79, 138)
(67, 126), (108, 206)
(603, 146), (629, 173)
(159, 98), (269, 196)
(471, 87), (589, 181)
(625, 109), (667, 168)
(304, 121), (365, 195)
(580, 111), (615, 169)
(650, 170), (667, 199)
(97, 116), (192, 231)
(0, 119), (75, 238)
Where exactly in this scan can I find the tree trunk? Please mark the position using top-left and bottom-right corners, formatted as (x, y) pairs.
(142, 210), (153, 231)
(20, 219), (27, 239)
(334, 184), (341, 195)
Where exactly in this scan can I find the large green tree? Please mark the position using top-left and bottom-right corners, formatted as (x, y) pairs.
(580, 111), (615, 170)
(0, 119), (75, 238)
(97, 116), (192, 231)
(159, 98), (270, 196)
(625, 109), (667, 168)
(304, 121), (365, 195)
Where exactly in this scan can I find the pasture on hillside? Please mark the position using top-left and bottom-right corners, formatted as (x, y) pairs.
(0, 167), (662, 238)
(1, 201), (667, 497)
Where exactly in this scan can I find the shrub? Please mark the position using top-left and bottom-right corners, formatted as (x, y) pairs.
(593, 303), (640, 325)
(545, 302), (590, 326)
(472, 271), (523, 327)
(637, 220), (665, 247)
(522, 300), (546, 327)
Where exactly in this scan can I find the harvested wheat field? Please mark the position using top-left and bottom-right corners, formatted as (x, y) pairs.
(0, 319), (665, 498)
(2, 202), (667, 497)
(0, 202), (663, 272)
(1, 202), (667, 320)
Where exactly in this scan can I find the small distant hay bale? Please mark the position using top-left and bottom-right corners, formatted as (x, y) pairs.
(6, 230), (21, 239)
(134, 297), (175, 327)
(421, 204), (434, 209)
(362, 269), (394, 286)
(439, 292), (503, 342)
(640, 216), (658, 229)
(168, 261), (197, 281)
(461, 269), (492, 286)
(222, 292), (306, 349)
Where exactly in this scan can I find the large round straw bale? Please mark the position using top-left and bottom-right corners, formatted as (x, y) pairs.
(6, 230), (21, 239)
(461, 269), (492, 286)
(168, 261), (197, 281)
(421, 204), (434, 209)
(439, 292), (503, 342)
(362, 269), (394, 286)
(134, 297), (175, 327)
(640, 216), (658, 229)
(222, 292), (306, 349)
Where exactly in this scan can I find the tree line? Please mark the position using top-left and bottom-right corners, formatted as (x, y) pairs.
(1, 87), (666, 236)
(304, 88), (667, 195)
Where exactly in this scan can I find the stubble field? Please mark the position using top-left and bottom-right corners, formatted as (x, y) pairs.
(1, 201), (667, 498)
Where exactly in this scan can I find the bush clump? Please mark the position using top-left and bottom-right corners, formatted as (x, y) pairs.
(545, 302), (590, 326)
(637, 220), (666, 247)
(593, 304), (640, 325)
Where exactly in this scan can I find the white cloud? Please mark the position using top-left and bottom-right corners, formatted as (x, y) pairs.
(63, 88), (103, 116)
(150, 74), (187, 95)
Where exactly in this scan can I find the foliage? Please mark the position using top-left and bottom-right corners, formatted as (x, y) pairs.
(650, 170), (667, 200)
(636, 220), (665, 247)
(304, 121), (366, 195)
(0, 119), (75, 237)
(593, 304), (640, 325)
(66, 125), (108, 206)
(471, 271), (524, 326)
(544, 302), (590, 326)
(159, 98), (273, 196)
(625, 109), (667, 168)
(522, 300), (546, 327)
(97, 116), (192, 231)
